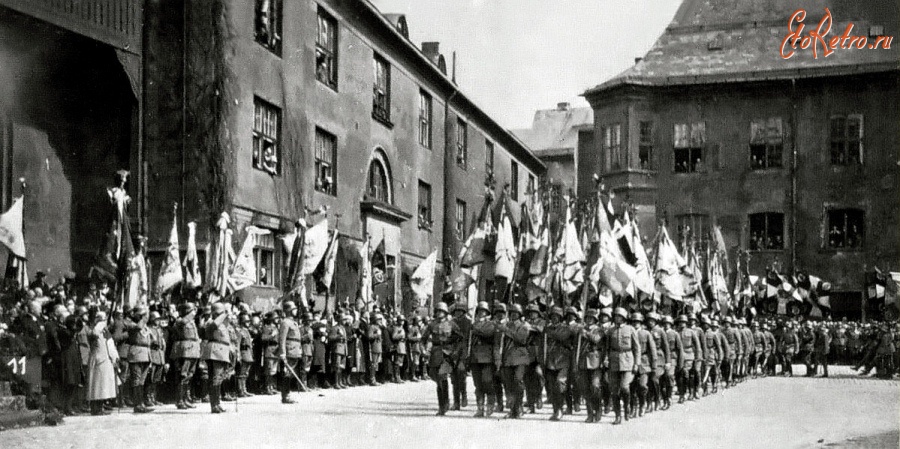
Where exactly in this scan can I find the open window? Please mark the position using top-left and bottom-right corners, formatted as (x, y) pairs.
(749, 213), (784, 250)
(674, 122), (706, 173)
(749, 118), (783, 169)
(826, 208), (864, 249)
(830, 115), (863, 166)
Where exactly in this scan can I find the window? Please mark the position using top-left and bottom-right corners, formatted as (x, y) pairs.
(674, 213), (710, 249)
(639, 121), (653, 169)
(316, 7), (338, 89)
(373, 54), (391, 123)
(826, 208), (864, 249)
(455, 199), (467, 238)
(602, 124), (622, 171)
(674, 122), (706, 173)
(255, 0), (282, 54)
(418, 181), (432, 230)
(367, 159), (390, 203)
(748, 213), (784, 250)
(528, 174), (535, 194)
(253, 97), (281, 175)
(254, 232), (276, 287)
(418, 91), (432, 148)
(314, 128), (336, 195)
(485, 140), (494, 175)
(830, 115), (863, 166)
(510, 160), (519, 201)
(456, 119), (467, 168)
(750, 118), (783, 169)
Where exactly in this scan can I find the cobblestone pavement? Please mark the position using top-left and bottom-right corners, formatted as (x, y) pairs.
(3, 365), (897, 449)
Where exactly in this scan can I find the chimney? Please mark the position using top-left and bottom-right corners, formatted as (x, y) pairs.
(557, 102), (570, 111)
(634, 57), (643, 64)
(422, 41), (440, 57)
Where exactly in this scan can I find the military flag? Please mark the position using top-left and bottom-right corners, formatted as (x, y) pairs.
(494, 213), (516, 280)
(320, 230), (340, 291)
(156, 206), (183, 294)
(411, 250), (438, 306)
(359, 239), (372, 309)
(207, 212), (233, 298)
(183, 222), (203, 288)
(300, 219), (329, 276)
(228, 226), (270, 292)
(0, 195), (27, 289)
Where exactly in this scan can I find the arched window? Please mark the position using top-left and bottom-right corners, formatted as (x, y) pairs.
(367, 150), (392, 204)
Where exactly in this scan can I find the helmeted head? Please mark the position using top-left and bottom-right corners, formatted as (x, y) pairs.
(549, 306), (564, 323)
(600, 308), (613, 323)
(525, 303), (541, 320)
(434, 302), (449, 318)
(584, 308), (599, 325)
(476, 301), (491, 318)
(508, 304), (523, 320)
(630, 312), (643, 324)
(452, 303), (467, 317)
(492, 303), (507, 319)
(613, 307), (627, 324)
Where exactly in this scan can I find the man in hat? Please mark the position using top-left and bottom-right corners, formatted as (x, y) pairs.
(812, 322), (832, 377)
(366, 311), (384, 386)
(124, 306), (154, 413)
(777, 321), (799, 376)
(598, 307), (614, 414)
(260, 311), (281, 395)
(29, 271), (51, 296)
(544, 306), (574, 421)
(578, 308), (603, 423)
(235, 313), (256, 397)
(646, 312), (669, 413)
(762, 323), (777, 376)
(491, 303), (508, 414)
(278, 301), (305, 404)
(470, 301), (498, 417)
(328, 313), (350, 388)
(171, 302), (200, 409)
(661, 315), (682, 410)
(699, 316), (722, 395)
(524, 303), (545, 414)
(145, 311), (167, 407)
(498, 304), (532, 419)
(739, 319), (755, 381)
(205, 302), (232, 413)
(422, 302), (462, 416)
(675, 314), (701, 403)
(631, 312), (656, 418)
(799, 321), (816, 377)
(721, 317), (739, 386)
(562, 307), (583, 416)
(450, 303), (472, 409)
(407, 316), (424, 381)
(689, 314), (705, 400)
(605, 307), (639, 424)
(750, 321), (768, 377)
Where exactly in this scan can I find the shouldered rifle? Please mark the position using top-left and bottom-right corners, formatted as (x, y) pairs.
(574, 331), (583, 368)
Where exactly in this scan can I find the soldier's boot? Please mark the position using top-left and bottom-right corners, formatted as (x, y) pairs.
(584, 401), (595, 423)
(637, 395), (645, 417)
(122, 387), (133, 408)
(200, 381), (210, 403)
(243, 378), (255, 397)
(451, 389), (461, 411)
(133, 386), (153, 413)
(474, 395), (485, 418)
(822, 363), (828, 378)
(209, 385), (222, 413)
(572, 389), (581, 413)
(176, 385), (188, 410)
(612, 399), (622, 425)
(549, 403), (561, 421)
(143, 384), (155, 407)
(436, 384), (447, 416)
(460, 388), (468, 408)
(625, 395), (634, 421)
(333, 372), (343, 390)
(563, 394), (573, 415)
(298, 372), (309, 392)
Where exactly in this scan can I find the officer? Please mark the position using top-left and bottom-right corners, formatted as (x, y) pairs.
(662, 315), (682, 410)
(563, 307), (583, 416)
(722, 317), (739, 386)
(422, 302), (462, 416)
(739, 318), (755, 381)
(645, 312), (669, 413)
(812, 322), (832, 377)
(407, 316), (424, 381)
(277, 301), (303, 404)
(524, 303), (545, 414)
(750, 321), (767, 377)
(236, 313), (255, 397)
(491, 304), (508, 414)
(204, 302), (232, 413)
(699, 316), (721, 396)
(544, 307), (574, 421)
(778, 321), (799, 377)
(328, 313), (350, 389)
(146, 311), (167, 407)
(469, 301), (498, 417)
(498, 304), (532, 419)
(390, 315), (407, 384)
(450, 303), (472, 409)
(631, 312), (656, 418)
(605, 307), (639, 425)
(598, 307), (614, 414)
(675, 314), (700, 403)
(762, 323), (777, 376)
(172, 303), (200, 409)
(367, 312), (384, 386)
(577, 309), (603, 423)
(260, 311), (280, 395)
(688, 314), (704, 400)
(125, 307), (154, 414)
(799, 321), (816, 377)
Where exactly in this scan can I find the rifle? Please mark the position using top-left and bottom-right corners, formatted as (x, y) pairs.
(466, 328), (473, 362)
(542, 332), (548, 366)
(496, 332), (505, 373)
(574, 330), (583, 368)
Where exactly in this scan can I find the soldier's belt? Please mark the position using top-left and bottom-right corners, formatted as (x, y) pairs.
(131, 343), (150, 348)
(287, 338), (302, 342)
(210, 340), (230, 345)
(150, 344), (161, 350)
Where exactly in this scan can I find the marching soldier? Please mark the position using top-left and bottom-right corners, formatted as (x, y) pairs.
(699, 316), (721, 396)
(722, 317), (740, 386)
(577, 309), (603, 423)
(422, 302), (462, 416)
(328, 314), (350, 389)
(675, 314), (700, 404)
(451, 303), (471, 409)
(739, 319), (754, 381)
(799, 321), (816, 377)
(631, 312), (656, 418)
(662, 315), (682, 410)
(812, 322), (832, 377)
(470, 301), (498, 417)
(598, 308), (614, 414)
(491, 304), (508, 414)
(524, 303), (545, 414)
(407, 316), (423, 381)
(750, 322), (768, 377)
(762, 323), (777, 376)
(172, 303), (200, 409)
(544, 307), (574, 421)
(235, 313), (255, 397)
(204, 302), (232, 414)
(277, 301), (304, 404)
(689, 314), (704, 400)
(125, 307), (154, 414)
(498, 304), (532, 419)
(646, 312), (669, 413)
(563, 308), (582, 416)
(605, 307), (639, 425)
(390, 315), (407, 384)
(778, 321), (800, 377)
(260, 312), (280, 395)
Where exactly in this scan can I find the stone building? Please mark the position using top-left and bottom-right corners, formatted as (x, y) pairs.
(582, 0), (899, 319)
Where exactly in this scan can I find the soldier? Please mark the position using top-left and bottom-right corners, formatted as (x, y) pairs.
(172, 303), (200, 409)
(310, 312), (329, 388)
(470, 301), (498, 417)
(739, 319), (755, 381)
(260, 311), (280, 395)
(422, 302), (462, 416)
(277, 301), (304, 404)
(661, 315), (682, 410)
(721, 317), (739, 386)
(407, 316), (423, 381)
(204, 302), (232, 414)
(544, 306), (574, 421)
(498, 304), (532, 419)
(699, 316), (721, 396)
(598, 308), (614, 414)
(675, 314), (700, 404)
(563, 307), (583, 416)
(146, 311), (167, 407)
(390, 315), (407, 384)
(689, 314), (705, 400)
(631, 312), (656, 419)
(125, 307), (154, 414)
(778, 321), (800, 376)
(577, 308), (603, 423)
(450, 303), (471, 409)
(799, 321), (816, 377)
(491, 304), (508, 414)
(750, 322), (767, 377)
(812, 322), (832, 377)
(524, 303), (545, 414)
(235, 313), (255, 397)
(605, 307), (639, 425)
(328, 313), (350, 389)
(367, 312), (384, 386)
(762, 323), (777, 376)
(645, 312), (669, 413)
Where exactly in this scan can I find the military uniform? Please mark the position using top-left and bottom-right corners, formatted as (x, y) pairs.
(407, 320), (423, 381)
(778, 324), (800, 376)
(390, 321), (407, 384)
(204, 305), (232, 413)
(544, 307), (576, 420)
(662, 317), (683, 409)
(739, 321), (755, 380)
(470, 302), (499, 417)
(524, 304), (546, 414)
(423, 303), (462, 415)
(328, 319), (349, 388)
(577, 309), (603, 423)
(499, 305), (532, 419)
(260, 317), (280, 394)
(751, 324), (768, 376)
(146, 318), (167, 407)
(172, 305), (201, 409)
(632, 313), (656, 418)
(676, 315), (701, 403)
(812, 325), (831, 377)
(647, 314), (670, 412)
(367, 315), (384, 386)
(722, 319), (741, 385)
(700, 319), (722, 394)
(125, 309), (154, 413)
(605, 308), (640, 424)
(236, 321), (255, 397)
(451, 305), (472, 409)
(278, 302), (306, 404)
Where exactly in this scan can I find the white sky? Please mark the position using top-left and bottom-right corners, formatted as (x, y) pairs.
(371, 0), (682, 129)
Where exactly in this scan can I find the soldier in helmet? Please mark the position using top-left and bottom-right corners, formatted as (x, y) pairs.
(146, 311), (167, 407)
(699, 316), (721, 396)
(260, 311), (281, 395)
(750, 321), (767, 377)
(524, 303), (545, 414)
(235, 313), (256, 397)
(367, 311), (384, 386)
(578, 309), (603, 423)
(598, 307), (614, 414)
(422, 302), (462, 416)
(390, 315), (407, 384)
(688, 314), (705, 400)
(722, 317), (740, 386)
(124, 306), (154, 413)
(778, 320), (799, 377)
(328, 313), (350, 389)
(277, 301), (304, 404)
(498, 304), (533, 419)
(469, 301), (498, 417)
(563, 307), (583, 416)
(407, 316), (424, 381)
(644, 312), (668, 413)
(605, 307), (639, 424)
(675, 314), (701, 404)
(661, 315), (682, 410)
(204, 302), (232, 413)
(631, 312), (656, 418)
(450, 303), (472, 409)
(544, 306), (574, 421)
(172, 303), (200, 409)
(491, 304), (508, 414)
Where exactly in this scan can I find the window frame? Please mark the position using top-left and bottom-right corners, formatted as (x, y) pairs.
(673, 122), (706, 173)
(367, 158), (391, 204)
(829, 114), (864, 166)
(485, 140), (495, 176)
(253, 232), (277, 288)
(638, 120), (654, 170)
(825, 208), (865, 250)
(372, 53), (392, 125)
(455, 199), (467, 238)
(510, 160), (519, 201)
(255, 0), (283, 55)
(315, 6), (339, 90)
(314, 127), (337, 196)
(601, 123), (623, 171)
(674, 213), (710, 250)
(749, 118), (784, 170)
(748, 212), (785, 251)
(418, 90), (432, 149)
(417, 180), (433, 231)
(456, 118), (468, 169)
(252, 97), (281, 176)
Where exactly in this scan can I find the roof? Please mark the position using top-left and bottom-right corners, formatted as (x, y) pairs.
(586, 0), (900, 95)
(511, 106), (592, 157)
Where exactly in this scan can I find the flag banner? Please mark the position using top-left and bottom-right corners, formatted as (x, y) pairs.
(411, 250), (438, 304)
(446, 266), (475, 294)
(359, 240), (372, 309)
(208, 213), (233, 297)
(460, 225), (487, 267)
(494, 215), (516, 280)
(0, 196), (25, 258)
(886, 272), (900, 306)
(529, 227), (550, 275)
(300, 219), (330, 276)
(126, 250), (149, 310)
(183, 222), (203, 288)
(4, 254), (27, 289)
(561, 211), (585, 294)
(229, 226), (270, 292)
(320, 231), (340, 290)
(156, 212), (183, 294)
(372, 236), (387, 285)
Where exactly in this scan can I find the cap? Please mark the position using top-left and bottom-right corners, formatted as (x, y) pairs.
(211, 302), (227, 315)
(149, 311), (161, 322)
(613, 307), (628, 318)
(663, 316), (674, 325)
(711, 320), (720, 328)
(476, 301), (491, 314)
(525, 303), (541, 314)
(600, 308), (613, 318)
(675, 314), (688, 324)
(647, 312), (660, 322)
(565, 306), (579, 317)
(434, 302), (449, 314)
(508, 304), (523, 315)
(630, 312), (643, 322)
(493, 303), (508, 314)
(585, 308), (599, 319)
(550, 307), (564, 318)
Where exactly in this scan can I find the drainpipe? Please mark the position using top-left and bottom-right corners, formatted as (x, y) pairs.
(790, 78), (798, 272)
